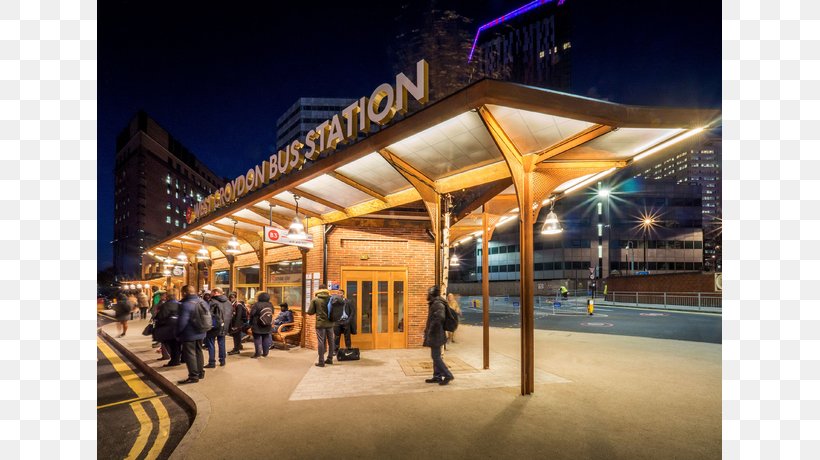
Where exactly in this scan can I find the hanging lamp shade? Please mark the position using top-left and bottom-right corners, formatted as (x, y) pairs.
(196, 233), (210, 261)
(288, 194), (307, 240)
(225, 236), (241, 254)
(541, 209), (563, 235)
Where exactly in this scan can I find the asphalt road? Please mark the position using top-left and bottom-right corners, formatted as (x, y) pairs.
(97, 316), (190, 460)
(461, 303), (721, 344)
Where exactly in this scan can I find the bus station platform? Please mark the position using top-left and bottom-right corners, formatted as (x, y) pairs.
(99, 317), (720, 459)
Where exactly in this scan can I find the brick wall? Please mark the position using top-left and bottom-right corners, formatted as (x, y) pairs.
(191, 224), (433, 350)
(325, 225), (435, 349)
(605, 272), (719, 293)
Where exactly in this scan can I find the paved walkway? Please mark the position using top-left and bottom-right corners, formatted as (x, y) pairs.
(100, 317), (721, 459)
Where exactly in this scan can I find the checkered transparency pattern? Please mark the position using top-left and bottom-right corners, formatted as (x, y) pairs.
(0, 0), (96, 458)
(723, 1), (820, 459)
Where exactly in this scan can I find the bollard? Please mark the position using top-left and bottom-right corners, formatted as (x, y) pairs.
(587, 298), (594, 316)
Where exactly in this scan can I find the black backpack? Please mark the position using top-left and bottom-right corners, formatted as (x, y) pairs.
(192, 299), (213, 333)
(443, 301), (459, 333)
(328, 295), (345, 322)
(258, 305), (273, 327)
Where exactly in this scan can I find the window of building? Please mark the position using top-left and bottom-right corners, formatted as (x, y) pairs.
(684, 241), (694, 249)
(166, 216), (171, 224)
(166, 202), (171, 210)
(499, 246), (508, 254)
(167, 187), (170, 195)
(175, 206), (180, 215)
(694, 241), (703, 249)
(166, 174), (171, 184)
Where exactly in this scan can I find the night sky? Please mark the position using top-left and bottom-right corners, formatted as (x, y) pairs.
(98, 0), (720, 270)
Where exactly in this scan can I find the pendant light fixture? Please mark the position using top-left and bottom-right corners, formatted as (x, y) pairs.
(175, 240), (188, 264)
(540, 200), (563, 235)
(288, 194), (306, 240)
(226, 219), (241, 254)
(450, 252), (460, 266)
(196, 231), (210, 261)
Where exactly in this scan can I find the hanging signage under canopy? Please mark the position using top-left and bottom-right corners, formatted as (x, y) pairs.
(264, 226), (314, 249)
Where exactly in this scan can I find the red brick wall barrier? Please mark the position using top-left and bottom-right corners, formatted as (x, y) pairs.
(605, 272), (720, 293)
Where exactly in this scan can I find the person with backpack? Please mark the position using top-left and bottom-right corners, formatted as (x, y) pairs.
(249, 292), (274, 358)
(227, 292), (249, 355)
(205, 288), (233, 368)
(333, 290), (356, 352)
(423, 285), (454, 386)
(176, 285), (209, 384)
(307, 284), (335, 367)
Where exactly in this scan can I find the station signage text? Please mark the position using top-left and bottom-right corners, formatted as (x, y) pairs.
(187, 59), (430, 223)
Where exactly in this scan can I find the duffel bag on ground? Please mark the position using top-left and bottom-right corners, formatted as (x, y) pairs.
(336, 348), (360, 361)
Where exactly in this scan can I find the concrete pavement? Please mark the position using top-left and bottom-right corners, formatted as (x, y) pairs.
(100, 316), (721, 459)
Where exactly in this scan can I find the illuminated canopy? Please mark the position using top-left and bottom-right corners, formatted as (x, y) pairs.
(146, 79), (719, 257)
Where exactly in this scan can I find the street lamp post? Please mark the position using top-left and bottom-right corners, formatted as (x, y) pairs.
(640, 217), (655, 272)
(597, 185), (610, 294)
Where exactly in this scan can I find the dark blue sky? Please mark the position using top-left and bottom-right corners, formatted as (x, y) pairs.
(98, 0), (720, 270)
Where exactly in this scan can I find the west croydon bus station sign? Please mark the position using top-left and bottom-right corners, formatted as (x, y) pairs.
(186, 60), (430, 224)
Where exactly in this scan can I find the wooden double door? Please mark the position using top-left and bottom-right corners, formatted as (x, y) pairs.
(341, 268), (407, 349)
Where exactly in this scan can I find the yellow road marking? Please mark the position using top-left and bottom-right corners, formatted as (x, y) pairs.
(97, 337), (155, 399)
(146, 398), (171, 459)
(97, 394), (167, 411)
(126, 401), (152, 460)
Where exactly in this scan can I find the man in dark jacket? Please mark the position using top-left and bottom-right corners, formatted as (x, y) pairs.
(205, 288), (233, 368)
(227, 292), (248, 355)
(153, 292), (181, 367)
(333, 290), (356, 352)
(307, 284), (335, 367)
(423, 285), (453, 385)
(176, 285), (207, 384)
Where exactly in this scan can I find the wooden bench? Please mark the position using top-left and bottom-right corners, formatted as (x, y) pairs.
(272, 309), (303, 350)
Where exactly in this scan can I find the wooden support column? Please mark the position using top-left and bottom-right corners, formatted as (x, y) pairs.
(478, 106), (614, 395)
(482, 209), (491, 370)
(378, 148), (442, 286)
(299, 247), (308, 348)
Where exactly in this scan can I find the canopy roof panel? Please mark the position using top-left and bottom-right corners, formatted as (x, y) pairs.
(485, 104), (596, 155)
(550, 128), (685, 161)
(386, 111), (501, 181)
(334, 152), (411, 196)
(296, 174), (377, 209)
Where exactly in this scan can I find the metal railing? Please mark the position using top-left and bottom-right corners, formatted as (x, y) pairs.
(607, 292), (721, 312)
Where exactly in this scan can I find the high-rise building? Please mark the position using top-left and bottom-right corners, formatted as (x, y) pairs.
(392, 1), (475, 103)
(113, 111), (225, 280)
(468, 0), (572, 91)
(275, 98), (356, 151)
(633, 134), (722, 270)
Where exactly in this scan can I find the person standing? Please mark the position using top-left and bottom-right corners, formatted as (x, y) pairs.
(333, 290), (356, 352)
(153, 292), (182, 367)
(307, 284), (334, 367)
(113, 293), (134, 338)
(446, 293), (461, 344)
(249, 292), (274, 358)
(227, 292), (249, 355)
(176, 285), (207, 384)
(137, 290), (150, 320)
(205, 288), (233, 368)
(424, 285), (454, 385)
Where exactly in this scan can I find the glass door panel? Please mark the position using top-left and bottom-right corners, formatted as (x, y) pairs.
(360, 281), (372, 334)
(393, 281), (404, 333)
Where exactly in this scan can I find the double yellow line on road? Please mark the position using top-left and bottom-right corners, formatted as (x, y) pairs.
(97, 337), (170, 459)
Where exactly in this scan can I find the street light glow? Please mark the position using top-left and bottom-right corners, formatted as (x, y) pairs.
(598, 189), (610, 198)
